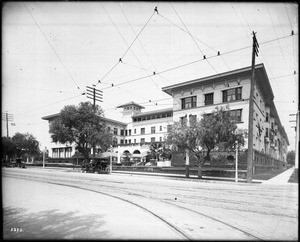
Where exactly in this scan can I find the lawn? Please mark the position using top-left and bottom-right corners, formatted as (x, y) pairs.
(252, 168), (288, 180)
(288, 168), (298, 183)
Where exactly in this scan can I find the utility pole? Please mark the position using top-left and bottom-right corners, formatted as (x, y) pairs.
(235, 140), (238, 183)
(2, 112), (14, 137)
(86, 86), (103, 159)
(247, 31), (259, 183)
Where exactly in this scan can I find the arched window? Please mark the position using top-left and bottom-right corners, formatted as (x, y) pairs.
(133, 150), (141, 154)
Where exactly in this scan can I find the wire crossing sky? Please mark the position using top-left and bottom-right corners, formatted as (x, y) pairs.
(2, 2), (298, 150)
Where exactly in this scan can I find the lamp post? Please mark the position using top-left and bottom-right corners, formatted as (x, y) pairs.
(43, 147), (47, 169)
(235, 141), (238, 183)
(110, 145), (113, 174)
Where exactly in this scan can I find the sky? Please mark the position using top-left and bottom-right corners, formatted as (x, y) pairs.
(2, 1), (298, 151)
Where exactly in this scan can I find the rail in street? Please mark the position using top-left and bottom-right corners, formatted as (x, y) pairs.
(2, 167), (298, 240)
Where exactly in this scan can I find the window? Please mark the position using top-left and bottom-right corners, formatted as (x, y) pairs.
(107, 126), (111, 132)
(59, 148), (64, 158)
(120, 129), (124, 136)
(151, 126), (155, 134)
(160, 137), (162, 142)
(266, 112), (269, 122)
(125, 130), (128, 136)
(271, 122), (274, 130)
(134, 129), (136, 134)
(52, 148), (58, 158)
(141, 128), (145, 134)
(181, 96), (197, 109)
(128, 139), (131, 144)
(125, 140), (127, 144)
(114, 128), (118, 135)
(134, 139), (136, 143)
(141, 138), (145, 143)
(151, 137), (155, 143)
(120, 140), (124, 144)
(167, 125), (172, 133)
(223, 87), (242, 102)
(229, 109), (242, 122)
(159, 126), (162, 131)
(65, 147), (72, 158)
(113, 138), (118, 146)
(204, 93), (214, 105)
(180, 116), (187, 126)
(266, 128), (269, 137)
(189, 114), (197, 125)
(128, 129), (131, 136)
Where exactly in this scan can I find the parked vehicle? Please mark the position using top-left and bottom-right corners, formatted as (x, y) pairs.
(81, 159), (110, 174)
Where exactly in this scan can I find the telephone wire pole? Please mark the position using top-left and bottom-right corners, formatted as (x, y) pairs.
(247, 31), (259, 183)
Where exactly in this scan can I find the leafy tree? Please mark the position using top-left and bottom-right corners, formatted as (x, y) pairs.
(49, 102), (113, 161)
(2, 137), (16, 162)
(11, 132), (41, 160)
(149, 142), (172, 161)
(286, 150), (295, 166)
(166, 106), (245, 178)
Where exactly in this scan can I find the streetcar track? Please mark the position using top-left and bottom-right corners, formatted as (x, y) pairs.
(3, 172), (192, 240)
(161, 200), (265, 240)
(3, 170), (293, 240)
(2, 174), (264, 240)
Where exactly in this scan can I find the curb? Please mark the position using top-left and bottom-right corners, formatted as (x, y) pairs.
(112, 170), (263, 184)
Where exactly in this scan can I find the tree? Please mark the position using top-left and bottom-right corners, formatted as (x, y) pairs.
(49, 102), (113, 161)
(166, 106), (245, 178)
(286, 150), (295, 166)
(149, 142), (172, 162)
(11, 132), (41, 160)
(2, 137), (16, 162)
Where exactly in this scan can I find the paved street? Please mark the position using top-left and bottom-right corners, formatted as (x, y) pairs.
(2, 167), (298, 240)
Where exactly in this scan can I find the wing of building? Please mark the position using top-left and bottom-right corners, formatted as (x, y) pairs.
(42, 64), (289, 167)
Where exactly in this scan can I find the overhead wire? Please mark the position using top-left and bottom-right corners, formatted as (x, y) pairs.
(100, 3), (165, 105)
(15, 93), (84, 117)
(22, 3), (82, 94)
(95, 4), (156, 87)
(157, 10), (217, 53)
(169, 4), (231, 75)
(234, 4), (291, 101)
(97, 33), (296, 92)
(267, 6), (289, 70)
(120, 3), (173, 85)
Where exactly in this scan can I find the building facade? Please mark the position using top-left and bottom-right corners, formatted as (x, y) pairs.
(162, 63), (289, 162)
(42, 64), (289, 166)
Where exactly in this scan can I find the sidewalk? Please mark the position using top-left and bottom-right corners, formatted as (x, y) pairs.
(112, 170), (263, 184)
(262, 167), (296, 185)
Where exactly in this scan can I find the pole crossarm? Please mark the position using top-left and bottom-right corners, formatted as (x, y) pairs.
(86, 86), (103, 103)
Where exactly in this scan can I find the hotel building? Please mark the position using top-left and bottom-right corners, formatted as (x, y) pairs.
(42, 64), (289, 168)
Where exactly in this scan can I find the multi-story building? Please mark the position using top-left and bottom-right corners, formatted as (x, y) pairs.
(162, 63), (289, 165)
(42, 64), (289, 168)
(41, 113), (127, 162)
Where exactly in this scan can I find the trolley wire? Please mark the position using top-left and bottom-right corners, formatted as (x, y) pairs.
(22, 3), (82, 93)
